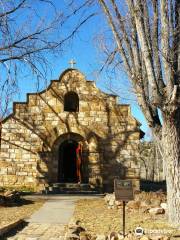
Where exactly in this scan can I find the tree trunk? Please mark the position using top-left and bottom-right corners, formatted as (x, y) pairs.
(162, 109), (180, 225)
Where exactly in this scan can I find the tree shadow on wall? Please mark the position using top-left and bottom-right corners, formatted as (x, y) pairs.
(1, 71), (142, 191)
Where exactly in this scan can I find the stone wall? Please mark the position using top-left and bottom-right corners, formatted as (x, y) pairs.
(0, 69), (141, 192)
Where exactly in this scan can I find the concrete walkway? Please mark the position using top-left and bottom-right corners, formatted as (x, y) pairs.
(29, 198), (75, 224)
(6, 195), (101, 240)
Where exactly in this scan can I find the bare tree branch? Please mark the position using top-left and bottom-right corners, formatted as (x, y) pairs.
(0, 0), (26, 18)
(160, 0), (173, 95)
(99, 0), (132, 77)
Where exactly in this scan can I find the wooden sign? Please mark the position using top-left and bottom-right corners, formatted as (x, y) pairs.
(114, 179), (134, 201)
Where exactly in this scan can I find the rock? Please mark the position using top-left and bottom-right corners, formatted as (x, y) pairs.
(96, 234), (107, 240)
(163, 237), (170, 240)
(151, 199), (161, 207)
(76, 220), (82, 225)
(115, 200), (122, 206)
(160, 203), (167, 210)
(140, 236), (150, 240)
(143, 208), (150, 214)
(0, 190), (20, 205)
(4, 190), (20, 203)
(134, 190), (141, 194)
(124, 232), (137, 240)
(68, 219), (78, 229)
(104, 194), (112, 203)
(108, 206), (113, 210)
(0, 195), (5, 205)
(150, 236), (166, 240)
(66, 233), (80, 239)
(108, 232), (124, 240)
(149, 207), (165, 215)
(67, 220), (86, 240)
(80, 236), (89, 240)
(109, 198), (115, 206)
(80, 233), (91, 240)
(4, 190), (14, 196)
(126, 200), (141, 209)
(104, 194), (115, 204)
(69, 221), (82, 231)
(72, 226), (86, 236)
(140, 200), (151, 207)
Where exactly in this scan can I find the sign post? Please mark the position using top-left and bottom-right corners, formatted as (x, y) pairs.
(123, 201), (125, 237)
(114, 179), (134, 237)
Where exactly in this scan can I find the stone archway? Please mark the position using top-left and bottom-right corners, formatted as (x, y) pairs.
(52, 133), (89, 183)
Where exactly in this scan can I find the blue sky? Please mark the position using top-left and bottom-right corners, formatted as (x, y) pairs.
(10, 1), (150, 139)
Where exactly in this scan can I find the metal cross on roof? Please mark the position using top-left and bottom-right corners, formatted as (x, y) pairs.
(69, 59), (76, 68)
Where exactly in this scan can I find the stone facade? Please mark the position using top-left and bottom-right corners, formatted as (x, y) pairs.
(0, 69), (142, 192)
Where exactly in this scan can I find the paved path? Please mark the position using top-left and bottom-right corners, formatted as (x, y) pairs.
(6, 195), (100, 240)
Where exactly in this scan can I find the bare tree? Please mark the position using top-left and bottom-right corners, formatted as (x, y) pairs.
(139, 141), (163, 181)
(97, 0), (180, 224)
(0, 0), (95, 119)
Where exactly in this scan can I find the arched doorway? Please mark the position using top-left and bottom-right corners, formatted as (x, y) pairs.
(58, 139), (79, 183)
(51, 132), (89, 183)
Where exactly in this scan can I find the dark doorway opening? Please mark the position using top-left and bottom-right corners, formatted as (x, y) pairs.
(58, 140), (78, 182)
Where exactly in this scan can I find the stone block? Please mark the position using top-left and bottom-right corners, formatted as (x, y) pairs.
(16, 172), (28, 176)
(7, 167), (15, 174)
(0, 152), (10, 158)
(26, 176), (35, 183)
(0, 168), (8, 174)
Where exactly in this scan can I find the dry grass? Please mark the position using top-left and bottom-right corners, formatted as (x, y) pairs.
(73, 197), (179, 237)
(0, 198), (44, 229)
(134, 191), (166, 202)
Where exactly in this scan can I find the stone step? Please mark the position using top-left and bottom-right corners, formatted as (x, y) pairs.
(52, 183), (91, 189)
(42, 183), (100, 194)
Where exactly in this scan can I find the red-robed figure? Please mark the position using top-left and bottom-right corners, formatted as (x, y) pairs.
(76, 142), (83, 183)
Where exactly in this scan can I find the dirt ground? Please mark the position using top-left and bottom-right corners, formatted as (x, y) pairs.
(73, 198), (179, 237)
(0, 198), (44, 229)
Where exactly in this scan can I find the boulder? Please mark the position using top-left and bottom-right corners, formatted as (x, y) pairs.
(104, 194), (115, 204)
(0, 195), (5, 205)
(109, 200), (115, 207)
(126, 200), (141, 209)
(72, 226), (86, 236)
(4, 190), (20, 203)
(148, 207), (165, 215)
(150, 236), (169, 240)
(4, 190), (14, 197)
(80, 233), (91, 240)
(160, 203), (167, 210)
(150, 199), (161, 207)
(124, 232), (137, 240)
(140, 236), (150, 240)
(68, 219), (79, 229)
(66, 233), (80, 239)
(67, 219), (86, 240)
(80, 236), (88, 240)
(105, 194), (112, 202)
(108, 231), (124, 240)
(115, 200), (122, 206)
(140, 200), (151, 208)
(96, 234), (107, 240)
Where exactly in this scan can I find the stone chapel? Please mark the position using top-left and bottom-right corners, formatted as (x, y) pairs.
(0, 68), (143, 192)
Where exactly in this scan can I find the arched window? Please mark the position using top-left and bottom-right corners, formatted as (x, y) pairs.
(64, 92), (79, 112)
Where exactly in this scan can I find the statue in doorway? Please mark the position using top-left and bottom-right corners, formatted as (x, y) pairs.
(76, 141), (83, 183)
